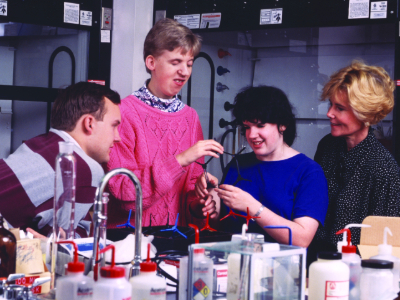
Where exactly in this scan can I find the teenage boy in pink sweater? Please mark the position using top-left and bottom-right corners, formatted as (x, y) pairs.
(106, 18), (223, 228)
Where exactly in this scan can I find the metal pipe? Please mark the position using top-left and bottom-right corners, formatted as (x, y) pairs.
(91, 168), (143, 278)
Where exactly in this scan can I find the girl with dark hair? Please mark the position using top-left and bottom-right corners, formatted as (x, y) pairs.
(196, 85), (329, 247)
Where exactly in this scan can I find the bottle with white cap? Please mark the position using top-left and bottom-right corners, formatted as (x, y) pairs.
(130, 243), (166, 300)
(55, 240), (94, 300)
(93, 245), (131, 300)
(308, 252), (349, 300)
(337, 224), (371, 252)
(369, 227), (400, 294)
(336, 228), (361, 300)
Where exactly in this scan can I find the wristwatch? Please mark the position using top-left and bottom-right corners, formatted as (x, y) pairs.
(252, 204), (265, 220)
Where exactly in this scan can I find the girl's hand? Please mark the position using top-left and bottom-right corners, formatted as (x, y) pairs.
(176, 140), (223, 167)
(195, 172), (218, 198)
(215, 184), (258, 212)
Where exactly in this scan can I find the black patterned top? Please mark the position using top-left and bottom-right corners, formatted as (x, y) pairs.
(309, 128), (400, 259)
(132, 81), (185, 113)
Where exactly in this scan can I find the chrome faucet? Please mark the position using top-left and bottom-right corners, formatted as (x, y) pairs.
(92, 168), (143, 278)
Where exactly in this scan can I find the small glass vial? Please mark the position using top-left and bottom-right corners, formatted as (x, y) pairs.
(359, 259), (396, 300)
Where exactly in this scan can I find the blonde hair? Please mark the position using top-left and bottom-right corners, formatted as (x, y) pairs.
(321, 61), (395, 125)
(143, 18), (202, 74)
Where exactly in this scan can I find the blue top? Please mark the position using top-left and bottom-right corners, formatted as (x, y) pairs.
(220, 152), (329, 242)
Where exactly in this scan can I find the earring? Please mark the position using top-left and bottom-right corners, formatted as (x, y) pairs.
(364, 122), (370, 127)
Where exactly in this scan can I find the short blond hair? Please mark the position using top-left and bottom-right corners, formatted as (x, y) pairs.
(143, 18), (202, 74)
(321, 61), (395, 125)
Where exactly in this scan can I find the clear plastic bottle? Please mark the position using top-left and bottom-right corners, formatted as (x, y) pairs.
(56, 241), (94, 300)
(308, 252), (349, 300)
(53, 141), (76, 240)
(336, 228), (362, 300)
(51, 141), (76, 291)
(0, 215), (16, 278)
(360, 259), (396, 300)
(192, 248), (213, 300)
(369, 226), (400, 294)
(130, 243), (166, 300)
(93, 245), (131, 300)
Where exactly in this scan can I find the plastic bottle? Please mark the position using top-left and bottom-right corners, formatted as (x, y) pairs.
(360, 259), (396, 300)
(130, 243), (166, 300)
(336, 228), (362, 300)
(55, 240), (93, 300)
(0, 215), (16, 278)
(337, 224), (371, 253)
(369, 226), (400, 294)
(51, 141), (76, 291)
(192, 249), (213, 300)
(93, 245), (131, 300)
(308, 252), (349, 300)
(179, 224), (199, 300)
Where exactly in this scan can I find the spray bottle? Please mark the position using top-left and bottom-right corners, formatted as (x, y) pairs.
(130, 243), (166, 300)
(336, 228), (361, 300)
(55, 240), (94, 300)
(337, 224), (371, 252)
(369, 227), (400, 294)
(93, 245), (131, 300)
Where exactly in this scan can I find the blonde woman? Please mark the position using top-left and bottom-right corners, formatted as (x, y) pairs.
(308, 61), (400, 266)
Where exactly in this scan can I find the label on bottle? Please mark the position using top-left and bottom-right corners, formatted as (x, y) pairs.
(134, 287), (166, 299)
(77, 286), (93, 298)
(325, 280), (349, 299)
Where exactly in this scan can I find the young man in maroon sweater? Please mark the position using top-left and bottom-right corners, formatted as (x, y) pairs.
(0, 81), (121, 238)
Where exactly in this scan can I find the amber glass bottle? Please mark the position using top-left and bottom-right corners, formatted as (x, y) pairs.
(0, 215), (16, 277)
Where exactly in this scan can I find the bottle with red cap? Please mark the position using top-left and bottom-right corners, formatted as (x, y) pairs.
(336, 228), (362, 300)
(93, 245), (131, 300)
(130, 243), (166, 300)
(55, 241), (94, 300)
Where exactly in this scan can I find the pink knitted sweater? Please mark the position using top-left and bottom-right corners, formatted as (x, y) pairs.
(106, 95), (205, 228)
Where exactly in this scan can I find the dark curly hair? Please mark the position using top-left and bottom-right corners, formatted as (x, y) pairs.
(232, 85), (297, 146)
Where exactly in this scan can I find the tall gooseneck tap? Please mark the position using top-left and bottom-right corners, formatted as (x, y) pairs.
(92, 168), (143, 278)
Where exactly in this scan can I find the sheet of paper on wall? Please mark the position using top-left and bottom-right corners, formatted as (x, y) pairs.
(0, 1), (7, 16)
(101, 30), (110, 43)
(16, 239), (45, 275)
(174, 14), (200, 29)
(348, 0), (369, 19)
(200, 13), (221, 29)
(64, 2), (80, 25)
(370, 1), (387, 19)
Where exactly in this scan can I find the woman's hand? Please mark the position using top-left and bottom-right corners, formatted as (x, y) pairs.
(176, 140), (224, 167)
(215, 184), (258, 213)
(195, 172), (218, 199)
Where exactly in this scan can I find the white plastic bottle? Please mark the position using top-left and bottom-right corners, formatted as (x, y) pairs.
(192, 248), (213, 300)
(93, 245), (131, 300)
(130, 243), (166, 300)
(369, 226), (400, 294)
(308, 252), (349, 300)
(336, 228), (362, 300)
(178, 256), (188, 300)
(56, 240), (93, 300)
(360, 259), (396, 300)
